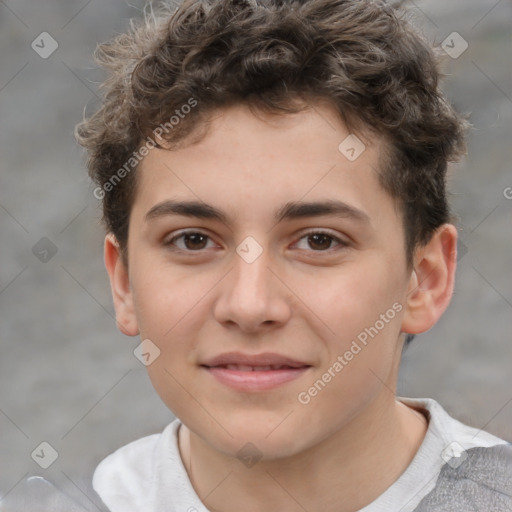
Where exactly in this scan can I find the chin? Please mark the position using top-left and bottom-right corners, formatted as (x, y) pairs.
(192, 411), (314, 461)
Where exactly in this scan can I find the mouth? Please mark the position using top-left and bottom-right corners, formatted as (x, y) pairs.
(200, 352), (312, 391)
(207, 364), (306, 371)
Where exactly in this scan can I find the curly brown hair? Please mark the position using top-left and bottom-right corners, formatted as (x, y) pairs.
(75, 0), (468, 269)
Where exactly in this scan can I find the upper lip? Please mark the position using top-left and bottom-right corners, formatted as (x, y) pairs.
(201, 352), (311, 368)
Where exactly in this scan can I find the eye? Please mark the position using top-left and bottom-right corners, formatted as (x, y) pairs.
(164, 230), (216, 252)
(294, 230), (347, 252)
(164, 229), (348, 253)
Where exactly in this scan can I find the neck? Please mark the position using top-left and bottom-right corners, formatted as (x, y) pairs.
(178, 394), (428, 512)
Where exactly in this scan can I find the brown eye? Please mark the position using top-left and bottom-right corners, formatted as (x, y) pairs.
(165, 231), (214, 251)
(295, 230), (347, 252)
(307, 233), (334, 251)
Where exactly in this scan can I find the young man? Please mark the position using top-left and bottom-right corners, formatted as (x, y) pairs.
(75, 0), (512, 510)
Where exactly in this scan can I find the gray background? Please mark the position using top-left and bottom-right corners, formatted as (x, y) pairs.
(1, 0), (511, 507)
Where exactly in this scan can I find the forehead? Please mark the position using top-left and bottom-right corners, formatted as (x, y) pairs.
(132, 102), (397, 230)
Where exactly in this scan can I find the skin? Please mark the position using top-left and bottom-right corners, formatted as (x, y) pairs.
(105, 102), (458, 512)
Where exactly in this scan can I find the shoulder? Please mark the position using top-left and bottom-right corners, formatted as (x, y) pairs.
(414, 443), (512, 512)
(400, 397), (507, 450)
(92, 419), (181, 511)
(402, 397), (512, 512)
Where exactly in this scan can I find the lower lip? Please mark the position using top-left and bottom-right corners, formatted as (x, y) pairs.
(203, 366), (311, 392)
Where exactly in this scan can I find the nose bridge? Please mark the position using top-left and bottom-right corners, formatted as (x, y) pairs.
(214, 235), (291, 330)
(232, 236), (273, 305)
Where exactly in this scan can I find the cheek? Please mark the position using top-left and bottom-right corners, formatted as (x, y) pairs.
(132, 264), (212, 398)
(314, 258), (406, 381)
(296, 285), (404, 438)
(131, 259), (210, 339)
(319, 259), (401, 329)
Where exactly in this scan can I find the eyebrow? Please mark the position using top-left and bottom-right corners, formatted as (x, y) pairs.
(144, 199), (371, 227)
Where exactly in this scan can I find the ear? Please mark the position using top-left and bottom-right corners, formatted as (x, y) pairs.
(401, 224), (458, 335)
(104, 233), (140, 336)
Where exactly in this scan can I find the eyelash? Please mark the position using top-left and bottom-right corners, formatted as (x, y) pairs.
(164, 229), (348, 254)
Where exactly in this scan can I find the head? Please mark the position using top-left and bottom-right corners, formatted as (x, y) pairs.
(76, 0), (467, 460)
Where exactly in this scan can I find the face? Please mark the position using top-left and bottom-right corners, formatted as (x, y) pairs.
(108, 102), (437, 460)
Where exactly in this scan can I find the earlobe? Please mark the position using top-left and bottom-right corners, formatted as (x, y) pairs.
(104, 233), (140, 336)
(401, 224), (458, 336)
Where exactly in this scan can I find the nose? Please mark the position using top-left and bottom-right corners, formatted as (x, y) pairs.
(213, 240), (292, 334)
